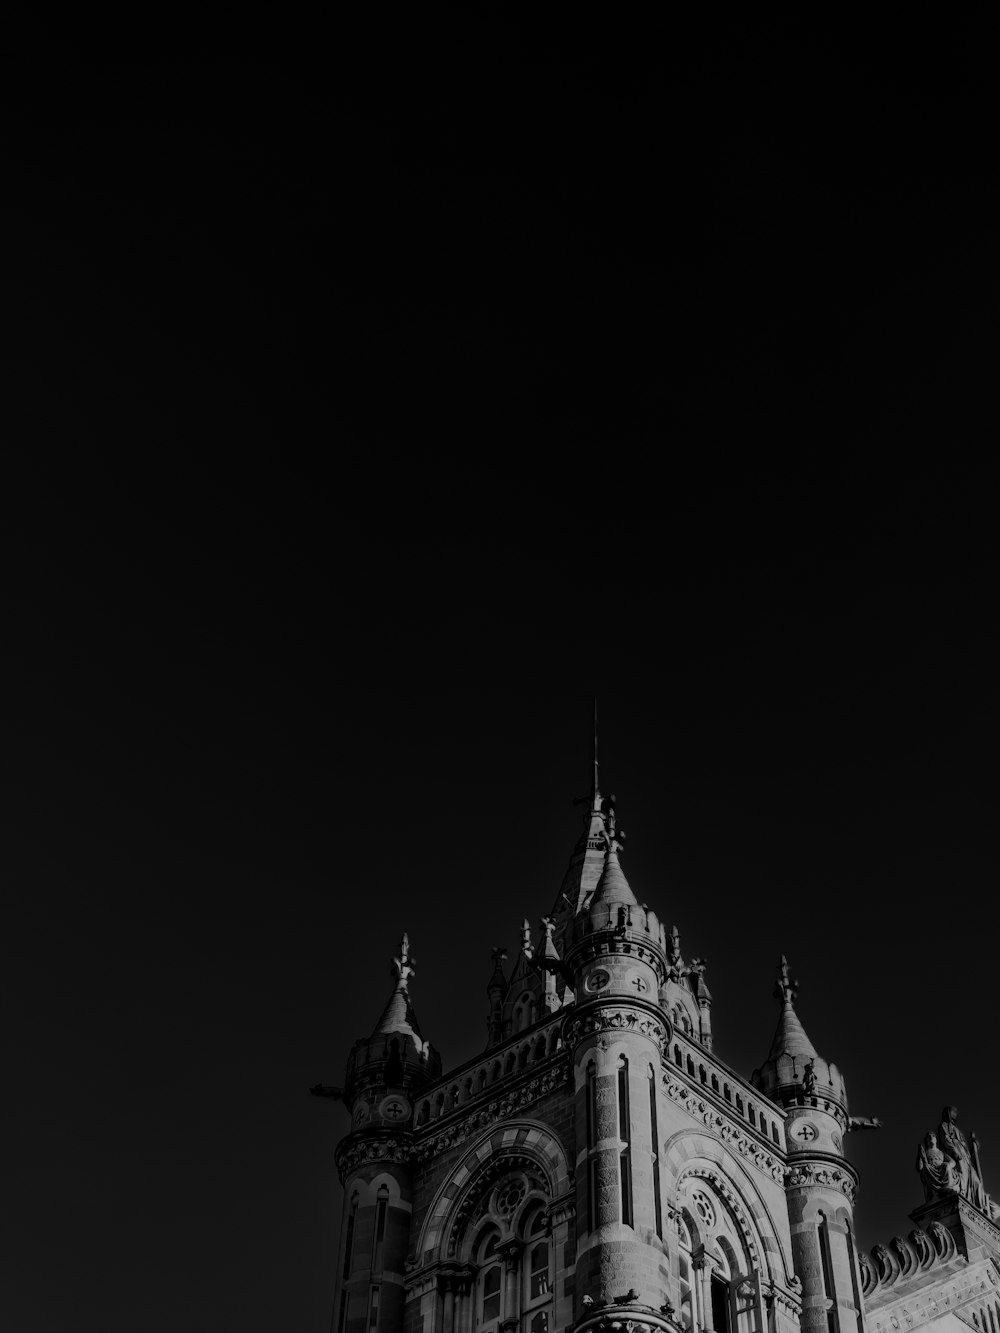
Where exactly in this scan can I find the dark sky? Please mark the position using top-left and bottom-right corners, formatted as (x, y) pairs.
(3, 17), (999, 1331)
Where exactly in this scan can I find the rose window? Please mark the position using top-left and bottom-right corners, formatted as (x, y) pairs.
(692, 1190), (716, 1227)
(496, 1178), (527, 1218)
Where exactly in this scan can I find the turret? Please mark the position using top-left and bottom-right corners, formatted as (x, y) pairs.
(561, 800), (676, 1333)
(752, 959), (864, 1333)
(331, 933), (440, 1333)
(485, 945), (508, 1046)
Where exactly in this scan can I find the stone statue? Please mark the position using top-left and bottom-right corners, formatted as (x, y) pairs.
(916, 1108), (989, 1210)
(916, 1130), (960, 1199)
(802, 1060), (817, 1094)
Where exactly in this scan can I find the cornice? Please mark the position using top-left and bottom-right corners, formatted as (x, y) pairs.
(662, 1075), (787, 1185)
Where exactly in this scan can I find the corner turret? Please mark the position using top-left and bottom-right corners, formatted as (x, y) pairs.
(753, 958), (862, 1333)
(329, 933), (440, 1333)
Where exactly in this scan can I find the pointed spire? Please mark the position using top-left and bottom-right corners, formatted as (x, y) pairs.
(590, 833), (638, 909)
(592, 694), (600, 807)
(551, 699), (616, 915)
(372, 931), (424, 1040)
(538, 915), (561, 963)
(487, 945), (509, 994)
(766, 955), (818, 1063)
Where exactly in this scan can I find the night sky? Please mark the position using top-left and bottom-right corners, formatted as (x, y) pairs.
(3, 18), (999, 1332)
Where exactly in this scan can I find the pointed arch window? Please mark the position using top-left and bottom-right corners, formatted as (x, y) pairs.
(677, 1213), (694, 1331)
(372, 1185), (389, 1273)
(523, 1209), (552, 1332)
(343, 1192), (359, 1279)
(476, 1231), (502, 1332)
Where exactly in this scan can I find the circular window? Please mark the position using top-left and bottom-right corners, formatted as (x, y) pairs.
(587, 969), (611, 992)
(378, 1094), (411, 1122)
(791, 1121), (818, 1142)
(691, 1190), (715, 1227)
(496, 1178), (527, 1218)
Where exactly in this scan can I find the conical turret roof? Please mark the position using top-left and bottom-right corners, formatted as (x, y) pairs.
(371, 932), (424, 1042)
(752, 956), (846, 1107)
(765, 957), (818, 1062)
(590, 844), (638, 908)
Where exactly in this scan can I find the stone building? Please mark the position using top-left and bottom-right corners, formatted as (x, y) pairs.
(313, 754), (1000, 1333)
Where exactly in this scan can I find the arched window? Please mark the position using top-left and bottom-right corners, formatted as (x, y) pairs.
(343, 1192), (359, 1279)
(372, 1185), (389, 1272)
(522, 1210), (552, 1332)
(476, 1231), (502, 1333)
(677, 1213), (694, 1330)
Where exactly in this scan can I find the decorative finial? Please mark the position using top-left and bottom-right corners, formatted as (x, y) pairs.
(593, 695), (600, 805)
(573, 696), (605, 812)
(521, 918), (534, 959)
(601, 823), (626, 857)
(774, 954), (798, 1005)
(490, 945), (508, 966)
(392, 933), (416, 985)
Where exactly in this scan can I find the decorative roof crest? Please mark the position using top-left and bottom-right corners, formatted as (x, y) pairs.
(774, 954), (798, 1006)
(392, 932), (416, 985)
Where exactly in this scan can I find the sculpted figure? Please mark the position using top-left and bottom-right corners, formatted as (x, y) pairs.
(936, 1106), (989, 1210)
(802, 1059), (818, 1094)
(916, 1130), (961, 1201)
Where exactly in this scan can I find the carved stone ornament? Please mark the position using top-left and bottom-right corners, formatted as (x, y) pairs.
(336, 1134), (411, 1182)
(662, 1078), (786, 1185)
(565, 1009), (669, 1053)
(784, 1161), (858, 1204)
(411, 1062), (571, 1164)
(574, 1293), (679, 1333)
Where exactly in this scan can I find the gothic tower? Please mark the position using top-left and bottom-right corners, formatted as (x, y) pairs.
(331, 935), (441, 1333)
(752, 960), (865, 1333)
(558, 755), (675, 1330)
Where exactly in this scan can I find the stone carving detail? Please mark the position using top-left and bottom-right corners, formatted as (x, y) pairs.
(785, 1161), (858, 1204)
(917, 1107), (990, 1212)
(858, 1249), (876, 1297)
(677, 1166), (763, 1274)
(565, 1010), (668, 1052)
(860, 1222), (959, 1296)
(866, 1261), (1000, 1333)
(335, 1134), (411, 1181)
(411, 1062), (570, 1163)
(663, 1078), (786, 1184)
(576, 1292), (677, 1333)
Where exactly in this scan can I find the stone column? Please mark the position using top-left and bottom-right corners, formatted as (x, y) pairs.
(500, 1241), (523, 1331)
(692, 1250), (714, 1333)
(440, 1278), (456, 1333)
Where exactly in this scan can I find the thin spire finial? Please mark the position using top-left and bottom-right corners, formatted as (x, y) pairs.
(593, 695), (600, 805)
(774, 954), (798, 1006)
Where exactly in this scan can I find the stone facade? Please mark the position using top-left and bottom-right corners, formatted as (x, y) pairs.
(314, 770), (1000, 1333)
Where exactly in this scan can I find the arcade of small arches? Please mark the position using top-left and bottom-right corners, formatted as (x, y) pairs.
(667, 1041), (784, 1148)
(413, 1027), (563, 1127)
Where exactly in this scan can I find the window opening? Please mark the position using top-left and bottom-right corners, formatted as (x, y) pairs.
(649, 1067), (662, 1238)
(343, 1194), (358, 1280)
(372, 1187), (388, 1272)
(618, 1056), (633, 1227)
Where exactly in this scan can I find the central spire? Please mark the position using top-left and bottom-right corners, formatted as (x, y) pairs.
(550, 698), (614, 916)
(592, 695), (600, 809)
